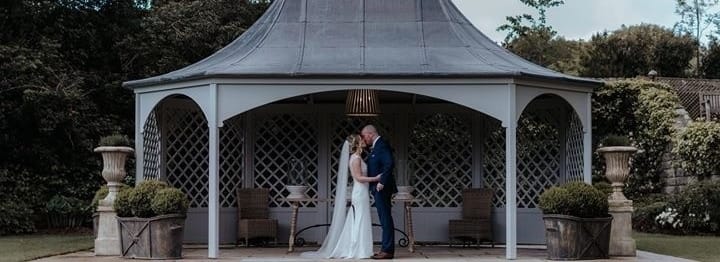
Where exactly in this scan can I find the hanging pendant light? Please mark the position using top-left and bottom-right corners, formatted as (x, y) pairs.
(345, 89), (381, 116)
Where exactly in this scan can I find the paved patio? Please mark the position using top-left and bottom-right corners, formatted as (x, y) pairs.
(34, 245), (695, 261)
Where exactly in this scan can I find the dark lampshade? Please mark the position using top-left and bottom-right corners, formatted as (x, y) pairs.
(345, 89), (380, 116)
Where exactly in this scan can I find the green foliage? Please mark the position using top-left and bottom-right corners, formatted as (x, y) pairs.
(674, 121), (720, 178)
(593, 181), (613, 196)
(702, 40), (720, 78)
(539, 182), (609, 218)
(593, 80), (680, 198)
(98, 134), (131, 147)
(114, 188), (133, 218)
(0, 168), (37, 235)
(581, 24), (696, 77)
(633, 199), (668, 233)
(660, 181), (720, 234)
(90, 184), (131, 211)
(115, 181), (187, 218)
(128, 180), (169, 218)
(497, 0), (564, 44)
(600, 135), (631, 147)
(45, 195), (91, 228)
(0, 0), (268, 233)
(91, 186), (109, 212)
(151, 188), (189, 216)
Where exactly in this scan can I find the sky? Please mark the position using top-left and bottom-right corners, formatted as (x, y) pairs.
(452, 0), (679, 44)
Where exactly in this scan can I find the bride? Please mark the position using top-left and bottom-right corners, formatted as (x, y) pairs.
(302, 134), (381, 259)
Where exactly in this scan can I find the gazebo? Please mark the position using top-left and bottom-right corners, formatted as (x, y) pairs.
(123, 0), (602, 259)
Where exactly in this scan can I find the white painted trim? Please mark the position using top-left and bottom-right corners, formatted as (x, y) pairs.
(583, 93), (592, 184)
(505, 84), (518, 260)
(217, 84), (510, 126)
(135, 95), (144, 183)
(131, 78), (519, 93)
(207, 84), (220, 258)
(137, 86), (213, 133)
(515, 85), (590, 129)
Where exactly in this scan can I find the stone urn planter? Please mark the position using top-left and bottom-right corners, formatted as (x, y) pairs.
(540, 182), (612, 260)
(597, 142), (638, 257)
(115, 180), (189, 259)
(286, 158), (309, 199)
(94, 146), (134, 205)
(395, 186), (414, 200)
(286, 185), (309, 200)
(93, 135), (134, 256)
(596, 146), (638, 201)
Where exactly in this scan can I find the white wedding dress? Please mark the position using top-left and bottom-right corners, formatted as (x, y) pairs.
(301, 142), (373, 259)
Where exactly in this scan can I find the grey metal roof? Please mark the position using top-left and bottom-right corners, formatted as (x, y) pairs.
(124, 0), (601, 88)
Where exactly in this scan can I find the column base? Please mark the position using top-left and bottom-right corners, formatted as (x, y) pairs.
(94, 206), (120, 256)
(609, 200), (636, 257)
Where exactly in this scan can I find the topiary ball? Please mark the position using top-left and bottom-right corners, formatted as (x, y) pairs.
(539, 182), (609, 218)
(151, 188), (189, 216)
(539, 187), (573, 215)
(128, 180), (169, 218)
(114, 188), (134, 217)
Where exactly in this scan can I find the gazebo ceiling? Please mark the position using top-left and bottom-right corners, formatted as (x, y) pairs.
(124, 0), (600, 88)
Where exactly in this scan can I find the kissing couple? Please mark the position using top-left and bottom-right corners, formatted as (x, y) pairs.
(302, 124), (398, 259)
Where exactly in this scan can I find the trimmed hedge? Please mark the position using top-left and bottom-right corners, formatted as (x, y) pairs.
(674, 121), (720, 178)
(127, 180), (169, 218)
(116, 180), (188, 218)
(151, 188), (189, 216)
(539, 182), (609, 218)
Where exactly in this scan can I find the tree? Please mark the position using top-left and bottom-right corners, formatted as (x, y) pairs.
(497, 1), (577, 71)
(581, 24), (696, 78)
(675, 0), (720, 76)
(0, 0), (270, 234)
(702, 39), (720, 77)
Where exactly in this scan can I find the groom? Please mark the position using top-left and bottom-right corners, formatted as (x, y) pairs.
(361, 125), (397, 259)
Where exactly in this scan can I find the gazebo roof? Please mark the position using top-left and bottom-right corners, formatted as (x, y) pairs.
(124, 0), (600, 88)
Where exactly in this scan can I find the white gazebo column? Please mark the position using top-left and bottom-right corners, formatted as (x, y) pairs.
(583, 93), (592, 183)
(505, 85), (518, 260)
(135, 95), (145, 183)
(208, 84), (220, 258)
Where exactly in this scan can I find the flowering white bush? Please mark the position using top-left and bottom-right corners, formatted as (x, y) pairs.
(655, 208), (683, 229)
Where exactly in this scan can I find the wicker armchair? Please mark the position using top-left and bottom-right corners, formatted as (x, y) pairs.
(237, 188), (277, 247)
(448, 188), (494, 247)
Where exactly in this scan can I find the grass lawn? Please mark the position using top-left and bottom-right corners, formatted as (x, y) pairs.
(635, 232), (720, 262)
(0, 233), (93, 262)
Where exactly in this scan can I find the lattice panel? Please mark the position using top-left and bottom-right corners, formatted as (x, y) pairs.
(254, 114), (318, 208)
(328, 116), (393, 207)
(483, 119), (506, 208)
(565, 113), (584, 182)
(516, 110), (561, 208)
(164, 103), (209, 208)
(219, 115), (245, 208)
(409, 113), (473, 208)
(143, 110), (161, 181)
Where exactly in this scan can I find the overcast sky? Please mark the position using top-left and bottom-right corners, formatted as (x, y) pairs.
(452, 0), (679, 44)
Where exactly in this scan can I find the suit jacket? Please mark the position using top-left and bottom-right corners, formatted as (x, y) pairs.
(367, 137), (398, 195)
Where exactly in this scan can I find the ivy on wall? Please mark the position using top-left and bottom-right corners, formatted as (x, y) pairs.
(593, 80), (680, 199)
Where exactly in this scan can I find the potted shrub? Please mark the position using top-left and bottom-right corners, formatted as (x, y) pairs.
(115, 180), (189, 259)
(539, 182), (612, 260)
(596, 135), (637, 201)
(286, 158), (309, 199)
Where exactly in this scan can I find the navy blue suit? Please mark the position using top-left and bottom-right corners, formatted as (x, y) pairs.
(367, 137), (397, 254)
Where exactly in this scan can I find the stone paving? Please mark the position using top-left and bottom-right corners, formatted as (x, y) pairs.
(34, 246), (696, 261)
